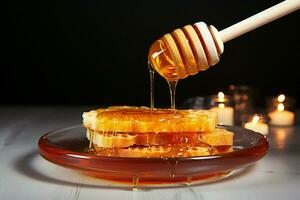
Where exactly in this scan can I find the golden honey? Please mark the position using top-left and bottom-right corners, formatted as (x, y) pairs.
(148, 39), (185, 81)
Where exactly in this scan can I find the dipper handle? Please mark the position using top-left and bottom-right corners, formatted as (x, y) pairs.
(220, 0), (300, 43)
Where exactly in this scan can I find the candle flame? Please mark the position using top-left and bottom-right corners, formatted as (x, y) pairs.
(218, 92), (225, 102)
(252, 115), (260, 124)
(277, 103), (284, 112)
(277, 94), (285, 103)
(218, 103), (225, 109)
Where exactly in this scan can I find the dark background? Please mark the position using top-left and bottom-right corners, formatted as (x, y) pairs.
(2, 0), (300, 107)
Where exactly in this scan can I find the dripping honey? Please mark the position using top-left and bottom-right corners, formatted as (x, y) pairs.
(148, 62), (155, 109)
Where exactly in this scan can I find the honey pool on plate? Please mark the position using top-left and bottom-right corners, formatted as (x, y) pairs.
(38, 125), (268, 186)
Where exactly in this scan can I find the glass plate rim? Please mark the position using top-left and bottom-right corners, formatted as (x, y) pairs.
(38, 125), (269, 161)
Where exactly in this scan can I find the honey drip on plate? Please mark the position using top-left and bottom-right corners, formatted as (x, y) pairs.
(169, 160), (178, 178)
(88, 130), (94, 151)
(132, 176), (140, 191)
(186, 176), (192, 186)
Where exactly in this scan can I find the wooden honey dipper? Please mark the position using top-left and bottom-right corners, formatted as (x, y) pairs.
(148, 0), (300, 81)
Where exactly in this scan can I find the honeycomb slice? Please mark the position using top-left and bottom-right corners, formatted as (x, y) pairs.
(83, 106), (218, 133)
(87, 128), (234, 148)
(201, 128), (234, 146)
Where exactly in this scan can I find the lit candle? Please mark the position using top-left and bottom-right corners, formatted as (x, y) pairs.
(210, 92), (234, 125)
(269, 102), (295, 126)
(244, 115), (269, 135)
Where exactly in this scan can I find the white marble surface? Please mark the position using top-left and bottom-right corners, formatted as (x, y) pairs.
(0, 106), (299, 200)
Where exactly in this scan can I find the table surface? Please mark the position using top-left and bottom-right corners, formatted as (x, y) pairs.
(0, 106), (299, 200)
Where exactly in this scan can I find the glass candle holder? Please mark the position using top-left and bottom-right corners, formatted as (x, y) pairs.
(228, 85), (259, 125)
(266, 94), (295, 126)
(208, 92), (234, 125)
(242, 114), (269, 135)
(181, 97), (205, 109)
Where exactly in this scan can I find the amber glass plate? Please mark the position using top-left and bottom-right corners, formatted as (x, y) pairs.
(38, 125), (268, 185)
